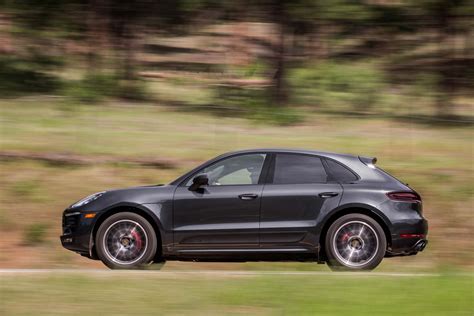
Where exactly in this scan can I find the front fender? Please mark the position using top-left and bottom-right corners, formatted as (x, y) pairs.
(90, 202), (172, 256)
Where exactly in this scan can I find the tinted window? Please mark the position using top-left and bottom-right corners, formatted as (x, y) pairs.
(325, 159), (358, 182)
(186, 154), (266, 186)
(273, 154), (327, 184)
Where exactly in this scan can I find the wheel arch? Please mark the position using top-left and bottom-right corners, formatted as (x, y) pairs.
(90, 203), (164, 260)
(318, 204), (392, 260)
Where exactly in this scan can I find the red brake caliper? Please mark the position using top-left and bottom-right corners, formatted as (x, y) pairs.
(131, 230), (143, 253)
(341, 233), (351, 242)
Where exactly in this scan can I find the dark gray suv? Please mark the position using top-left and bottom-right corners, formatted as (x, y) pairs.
(61, 149), (428, 270)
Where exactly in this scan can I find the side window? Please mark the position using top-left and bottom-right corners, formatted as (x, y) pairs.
(186, 154), (266, 186)
(325, 159), (358, 182)
(273, 154), (327, 184)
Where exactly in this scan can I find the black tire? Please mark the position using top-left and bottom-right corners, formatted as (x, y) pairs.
(325, 213), (386, 271)
(96, 212), (158, 269)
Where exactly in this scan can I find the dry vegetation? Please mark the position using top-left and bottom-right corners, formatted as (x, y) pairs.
(0, 99), (472, 270)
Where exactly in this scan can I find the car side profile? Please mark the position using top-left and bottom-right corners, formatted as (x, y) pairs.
(61, 149), (428, 270)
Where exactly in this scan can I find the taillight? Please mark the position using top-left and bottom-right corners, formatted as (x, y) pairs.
(387, 191), (421, 202)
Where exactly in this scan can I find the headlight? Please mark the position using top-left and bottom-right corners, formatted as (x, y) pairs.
(71, 191), (105, 208)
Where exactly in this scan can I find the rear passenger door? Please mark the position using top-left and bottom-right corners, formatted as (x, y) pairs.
(259, 153), (343, 250)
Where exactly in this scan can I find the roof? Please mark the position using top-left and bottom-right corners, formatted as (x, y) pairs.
(170, 148), (379, 185)
(215, 148), (359, 160)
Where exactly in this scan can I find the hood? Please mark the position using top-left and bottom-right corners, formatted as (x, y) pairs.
(71, 184), (176, 211)
(103, 184), (175, 204)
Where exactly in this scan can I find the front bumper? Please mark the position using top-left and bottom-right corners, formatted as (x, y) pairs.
(60, 233), (91, 254)
(60, 209), (97, 255)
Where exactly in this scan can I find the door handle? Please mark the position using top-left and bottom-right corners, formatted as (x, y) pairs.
(319, 192), (339, 198)
(238, 193), (258, 200)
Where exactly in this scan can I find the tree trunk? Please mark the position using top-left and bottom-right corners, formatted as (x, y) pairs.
(435, 4), (455, 117)
(271, 1), (288, 107)
(123, 24), (135, 81)
(87, 0), (101, 73)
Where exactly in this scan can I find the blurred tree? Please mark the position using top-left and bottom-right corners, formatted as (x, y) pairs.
(265, 0), (375, 107)
(417, 0), (473, 116)
(0, 0), (81, 94)
(379, 0), (474, 117)
(0, 0), (472, 116)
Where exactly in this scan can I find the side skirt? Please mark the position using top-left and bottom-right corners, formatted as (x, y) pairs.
(164, 247), (322, 262)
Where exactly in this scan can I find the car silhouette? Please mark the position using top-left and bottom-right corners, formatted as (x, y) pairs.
(61, 149), (428, 270)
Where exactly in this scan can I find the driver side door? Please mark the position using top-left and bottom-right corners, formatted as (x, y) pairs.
(172, 153), (269, 253)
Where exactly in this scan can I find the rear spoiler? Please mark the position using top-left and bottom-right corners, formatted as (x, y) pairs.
(359, 156), (377, 166)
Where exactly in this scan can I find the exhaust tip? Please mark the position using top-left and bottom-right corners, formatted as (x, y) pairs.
(414, 239), (428, 252)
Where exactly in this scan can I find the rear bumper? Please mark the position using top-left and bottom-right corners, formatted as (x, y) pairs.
(387, 217), (428, 256)
(386, 238), (428, 257)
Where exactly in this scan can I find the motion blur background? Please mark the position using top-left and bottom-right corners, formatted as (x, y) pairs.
(0, 0), (473, 315)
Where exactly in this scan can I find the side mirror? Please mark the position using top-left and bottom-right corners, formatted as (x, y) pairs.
(189, 174), (209, 191)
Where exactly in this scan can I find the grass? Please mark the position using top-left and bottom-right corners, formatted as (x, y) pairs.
(0, 98), (472, 269)
(1, 273), (472, 315)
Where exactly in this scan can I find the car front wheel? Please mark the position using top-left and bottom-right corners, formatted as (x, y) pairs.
(325, 213), (387, 271)
(96, 212), (157, 269)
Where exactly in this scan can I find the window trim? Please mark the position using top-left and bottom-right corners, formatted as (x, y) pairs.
(266, 152), (332, 185)
(178, 152), (270, 187)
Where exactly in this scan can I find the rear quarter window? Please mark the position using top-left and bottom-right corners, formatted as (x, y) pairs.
(325, 159), (358, 182)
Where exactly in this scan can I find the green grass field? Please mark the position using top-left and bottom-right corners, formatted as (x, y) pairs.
(1, 98), (472, 269)
(1, 272), (472, 315)
(0, 92), (473, 316)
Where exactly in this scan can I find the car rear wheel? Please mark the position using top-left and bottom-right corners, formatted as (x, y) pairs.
(96, 212), (157, 269)
(325, 213), (386, 271)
